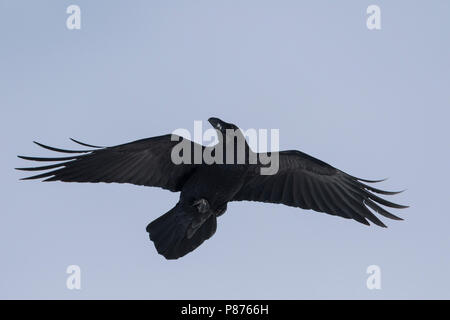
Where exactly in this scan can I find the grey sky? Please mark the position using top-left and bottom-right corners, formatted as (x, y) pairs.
(1, 1), (449, 299)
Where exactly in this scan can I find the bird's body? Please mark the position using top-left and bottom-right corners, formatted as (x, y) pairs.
(17, 117), (408, 259)
(180, 164), (246, 210)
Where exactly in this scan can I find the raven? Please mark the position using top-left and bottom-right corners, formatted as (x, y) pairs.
(17, 117), (407, 259)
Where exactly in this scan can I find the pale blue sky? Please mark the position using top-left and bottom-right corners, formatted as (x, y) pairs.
(1, 1), (449, 299)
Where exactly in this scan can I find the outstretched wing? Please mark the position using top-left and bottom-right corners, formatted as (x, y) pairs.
(16, 134), (204, 192)
(233, 150), (408, 227)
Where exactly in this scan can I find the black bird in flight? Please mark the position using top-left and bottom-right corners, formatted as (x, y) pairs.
(17, 117), (407, 259)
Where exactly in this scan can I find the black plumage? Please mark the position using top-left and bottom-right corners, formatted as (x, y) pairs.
(16, 117), (408, 259)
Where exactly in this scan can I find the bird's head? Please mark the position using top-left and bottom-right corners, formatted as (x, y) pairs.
(208, 117), (252, 160)
(208, 117), (238, 135)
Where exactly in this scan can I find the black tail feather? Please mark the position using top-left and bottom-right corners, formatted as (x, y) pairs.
(146, 203), (217, 260)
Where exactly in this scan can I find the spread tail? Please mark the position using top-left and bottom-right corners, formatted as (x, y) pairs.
(146, 203), (217, 260)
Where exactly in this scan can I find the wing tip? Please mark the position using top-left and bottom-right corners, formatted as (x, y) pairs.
(358, 176), (388, 183)
(69, 138), (104, 148)
(32, 140), (90, 153)
(19, 176), (36, 181)
(32, 141), (43, 147)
